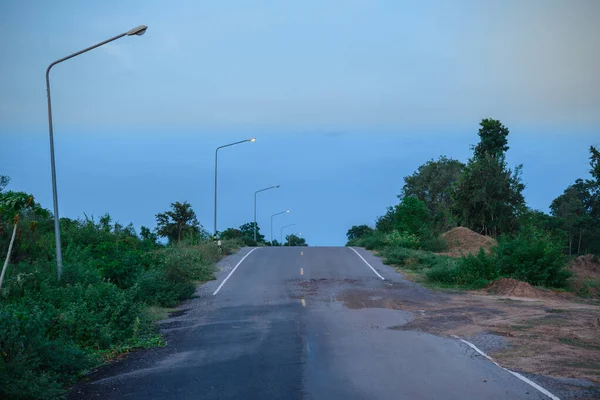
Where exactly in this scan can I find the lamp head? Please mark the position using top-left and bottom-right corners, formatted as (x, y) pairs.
(127, 25), (148, 36)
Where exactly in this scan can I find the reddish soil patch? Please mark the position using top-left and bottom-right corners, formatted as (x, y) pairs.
(439, 227), (496, 257)
(569, 255), (600, 298)
(486, 278), (549, 299)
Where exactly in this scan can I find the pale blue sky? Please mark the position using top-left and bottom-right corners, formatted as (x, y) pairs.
(1, 1), (599, 245)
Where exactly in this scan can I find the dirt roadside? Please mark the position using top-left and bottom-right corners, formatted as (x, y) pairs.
(337, 274), (600, 387)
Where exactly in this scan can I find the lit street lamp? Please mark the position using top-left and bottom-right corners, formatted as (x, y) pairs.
(271, 210), (289, 245)
(214, 138), (255, 239)
(254, 185), (279, 241)
(281, 223), (295, 245)
(46, 25), (148, 280)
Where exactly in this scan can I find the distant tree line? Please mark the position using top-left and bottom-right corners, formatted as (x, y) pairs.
(348, 118), (600, 256)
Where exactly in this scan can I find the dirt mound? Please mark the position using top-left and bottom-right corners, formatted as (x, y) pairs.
(485, 278), (548, 298)
(440, 227), (496, 257)
(568, 255), (600, 298)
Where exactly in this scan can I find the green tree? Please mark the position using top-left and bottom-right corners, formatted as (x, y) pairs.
(155, 201), (200, 244)
(140, 225), (158, 244)
(551, 175), (599, 255)
(239, 222), (264, 244)
(375, 207), (395, 233)
(0, 175), (9, 193)
(401, 156), (465, 231)
(220, 228), (243, 240)
(346, 225), (373, 243)
(284, 234), (307, 246)
(473, 118), (509, 159)
(0, 192), (39, 289)
(393, 196), (431, 236)
(452, 119), (525, 236)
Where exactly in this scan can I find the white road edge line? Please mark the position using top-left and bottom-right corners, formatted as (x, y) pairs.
(452, 335), (560, 400)
(212, 248), (258, 296)
(349, 247), (385, 280)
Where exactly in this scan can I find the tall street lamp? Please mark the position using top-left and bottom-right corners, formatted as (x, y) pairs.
(214, 138), (255, 239)
(281, 223), (295, 245)
(46, 25), (148, 280)
(254, 185), (279, 241)
(271, 210), (289, 245)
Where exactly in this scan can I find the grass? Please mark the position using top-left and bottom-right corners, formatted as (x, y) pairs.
(511, 324), (534, 331)
(545, 308), (568, 313)
(558, 337), (600, 351)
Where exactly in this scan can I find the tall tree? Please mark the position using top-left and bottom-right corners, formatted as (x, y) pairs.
(239, 222), (264, 243)
(0, 175), (9, 193)
(550, 182), (590, 254)
(155, 201), (201, 244)
(284, 234), (307, 246)
(452, 119), (525, 236)
(140, 226), (158, 244)
(550, 146), (600, 255)
(401, 156), (465, 231)
(473, 118), (509, 159)
(346, 225), (373, 242)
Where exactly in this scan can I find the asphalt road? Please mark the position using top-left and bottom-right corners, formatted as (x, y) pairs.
(70, 247), (553, 400)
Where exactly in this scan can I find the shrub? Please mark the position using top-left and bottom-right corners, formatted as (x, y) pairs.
(426, 258), (459, 285)
(419, 235), (448, 252)
(454, 248), (500, 288)
(495, 229), (571, 287)
(350, 231), (386, 250)
(384, 230), (420, 249)
(381, 247), (439, 269)
(0, 302), (96, 400)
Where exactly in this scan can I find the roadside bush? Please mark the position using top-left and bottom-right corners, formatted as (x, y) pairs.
(454, 248), (500, 288)
(0, 302), (96, 400)
(426, 258), (459, 285)
(419, 235), (448, 252)
(382, 247), (433, 268)
(350, 231), (386, 250)
(384, 230), (420, 249)
(495, 229), (571, 287)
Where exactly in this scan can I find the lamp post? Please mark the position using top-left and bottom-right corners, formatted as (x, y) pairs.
(46, 25), (148, 280)
(214, 138), (255, 239)
(254, 185), (279, 241)
(281, 223), (295, 245)
(271, 210), (289, 245)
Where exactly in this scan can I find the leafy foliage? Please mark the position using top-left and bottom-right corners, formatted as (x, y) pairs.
(0, 183), (240, 399)
(155, 201), (201, 244)
(284, 234), (307, 246)
(401, 156), (464, 231)
(346, 224), (373, 243)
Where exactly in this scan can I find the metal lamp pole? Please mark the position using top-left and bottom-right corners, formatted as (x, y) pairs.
(46, 25), (148, 280)
(270, 210), (289, 245)
(281, 223), (295, 245)
(214, 138), (255, 239)
(254, 185), (279, 241)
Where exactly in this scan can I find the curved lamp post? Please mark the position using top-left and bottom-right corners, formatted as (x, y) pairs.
(254, 185), (279, 241)
(46, 25), (148, 280)
(214, 138), (255, 239)
(270, 210), (289, 245)
(281, 223), (295, 245)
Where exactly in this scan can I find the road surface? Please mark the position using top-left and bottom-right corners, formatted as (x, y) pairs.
(70, 247), (553, 399)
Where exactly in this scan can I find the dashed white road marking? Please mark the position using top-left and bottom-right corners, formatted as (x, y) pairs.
(301, 298), (306, 307)
(212, 248), (258, 295)
(349, 247), (385, 280)
(452, 335), (560, 400)
(300, 268), (304, 275)
(301, 251), (304, 256)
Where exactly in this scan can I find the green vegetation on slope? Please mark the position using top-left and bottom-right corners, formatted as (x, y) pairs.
(347, 118), (600, 290)
(0, 184), (242, 400)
